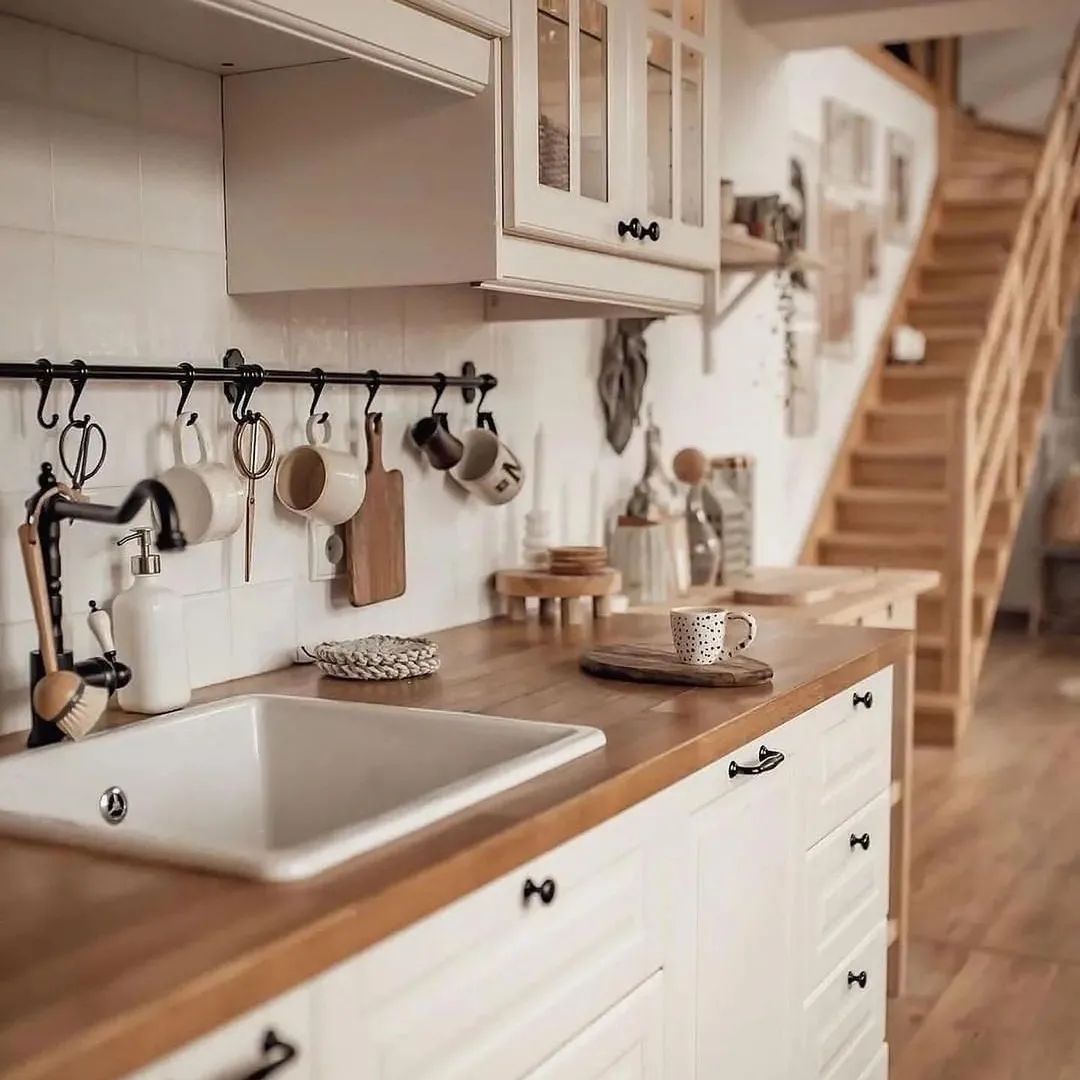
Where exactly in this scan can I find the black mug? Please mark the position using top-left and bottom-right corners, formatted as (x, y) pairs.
(411, 413), (464, 470)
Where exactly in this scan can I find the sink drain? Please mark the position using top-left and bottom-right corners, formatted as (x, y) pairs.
(99, 786), (128, 825)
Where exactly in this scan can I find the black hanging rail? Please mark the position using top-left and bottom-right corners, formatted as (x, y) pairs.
(3, 350), (495, 411)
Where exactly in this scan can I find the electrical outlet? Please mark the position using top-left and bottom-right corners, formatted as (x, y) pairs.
(308, 521), (345, 581)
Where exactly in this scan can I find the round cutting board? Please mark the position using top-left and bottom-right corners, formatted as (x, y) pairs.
(580, 643), (773, 687)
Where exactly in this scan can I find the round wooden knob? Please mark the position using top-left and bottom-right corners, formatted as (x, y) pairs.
(673, 447), (709, 485)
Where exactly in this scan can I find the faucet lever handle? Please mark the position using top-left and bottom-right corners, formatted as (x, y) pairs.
(87, 601), (116, 657)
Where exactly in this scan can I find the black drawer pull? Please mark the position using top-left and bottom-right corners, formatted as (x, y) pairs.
(850, 832), (871, 851)
(729, 745), (785, 779)
(618, 217), (643, 239)
(523, 877), (557, 906)
(644, 220), (661, 241)
(853, 690), (874, 709)
(239, 1029), (298, 1080)
(847, 970), (868, 989)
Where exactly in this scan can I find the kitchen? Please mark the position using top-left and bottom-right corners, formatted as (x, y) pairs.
(0, 0), (1074, 1077)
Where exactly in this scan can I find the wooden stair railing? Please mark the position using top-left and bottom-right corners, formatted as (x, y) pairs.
(803, 23), (1080, 746)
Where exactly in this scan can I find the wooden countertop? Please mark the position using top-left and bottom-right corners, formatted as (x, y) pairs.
(0, 613), (911, 1080)
(633, 568), (940, 625)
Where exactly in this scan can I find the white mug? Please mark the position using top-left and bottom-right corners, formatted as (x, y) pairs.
(159, 414), (246, 545)
(670, 606), (758, 666)
(275, 416), (365, 526)
(450, 427), (525, 505)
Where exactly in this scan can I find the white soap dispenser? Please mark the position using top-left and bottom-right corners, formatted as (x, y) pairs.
(112, 528), (191, 714)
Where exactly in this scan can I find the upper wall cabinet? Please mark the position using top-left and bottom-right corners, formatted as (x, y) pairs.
(0, 0), (504, 94)
(504, 0), (718, 268)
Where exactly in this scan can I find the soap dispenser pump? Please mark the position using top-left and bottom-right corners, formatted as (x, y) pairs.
(112, 528), (191, 714)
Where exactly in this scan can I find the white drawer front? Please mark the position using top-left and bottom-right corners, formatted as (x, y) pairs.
(804, 923), (888, 1080)
(802, 668), (893, 847)
(858, 598), (915, 630)
(803, 789), (891, 994)
(526, 972), (665, 1079)
(313, 796), (666, 1079)
(128, 985), (313, 1080)
(854, 1042), (888, 1080)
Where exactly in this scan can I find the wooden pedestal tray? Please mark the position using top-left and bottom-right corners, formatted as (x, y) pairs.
(580, 643), (773, 687)
(495, 568), (622, 626)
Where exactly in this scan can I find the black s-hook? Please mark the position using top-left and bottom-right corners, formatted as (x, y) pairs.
(67, 359), (90, 427)
(308, 367), (329, 426)
(176, 363), (198, 426)
(34, 358), (59, 430)
(363, 369), (381, 419)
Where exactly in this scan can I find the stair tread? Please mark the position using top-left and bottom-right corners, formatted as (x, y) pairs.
(838, 487), (947, 504)
(825, 530), (1006, 553)
(915, 689), (960, 711)
(852, 442), (947, 458)
(867, 401), (951, 415)
(942, 194), (1028, 208)
(883, 363), (969, 379)
(912, 290), (995, 305)
(918, 326), (984, 341)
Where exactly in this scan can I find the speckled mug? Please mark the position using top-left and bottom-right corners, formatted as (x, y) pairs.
(670, 606), (758, 666)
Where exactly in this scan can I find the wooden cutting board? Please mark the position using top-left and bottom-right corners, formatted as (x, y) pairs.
(346, 413), (406, 606)
(731, 566), (878, 606)
(580, 643), (772, 687)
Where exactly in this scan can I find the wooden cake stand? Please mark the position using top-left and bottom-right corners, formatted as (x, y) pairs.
(495, 568), (622, 625)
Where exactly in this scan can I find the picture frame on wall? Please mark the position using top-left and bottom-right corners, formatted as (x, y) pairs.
(886, 129), (915, 242)
(823, 99), (876, 189)
(821, 197), (858, 358)
(857, 202), (884, 293)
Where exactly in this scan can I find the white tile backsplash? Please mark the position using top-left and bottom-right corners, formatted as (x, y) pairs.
(47, 30), (137, 123)
(51, 111), (141, 242)
(0, 101), (53, 231)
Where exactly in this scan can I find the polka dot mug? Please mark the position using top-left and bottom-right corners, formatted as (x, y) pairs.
(670, 606), (758, 666)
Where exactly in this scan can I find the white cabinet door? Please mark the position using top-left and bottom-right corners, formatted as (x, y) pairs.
(626, 0), (719, 267)
(312, 794), (668, 1079)
(526, 973), (665, 1079)
(127, 986), (313, 1080)
(505, 0), (633, 251)
(691, 736), (803, 1080)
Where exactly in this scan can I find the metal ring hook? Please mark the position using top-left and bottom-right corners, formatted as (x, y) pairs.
(308, 367), (329, 426)
(430, 372), (447, 416)
(176, 363), (198, 426)
(67, 359), (90, 427)
(34, 358), (59, 430)
(363, 369), (381, 417)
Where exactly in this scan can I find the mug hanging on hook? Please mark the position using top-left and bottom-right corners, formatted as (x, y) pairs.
(34, 358), (59, 430)
(175, 363), (198, 427)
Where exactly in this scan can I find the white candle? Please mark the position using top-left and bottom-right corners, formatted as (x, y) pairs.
(532, 424), (547, 512)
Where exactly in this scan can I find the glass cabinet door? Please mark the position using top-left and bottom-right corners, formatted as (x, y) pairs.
(506, 0), (630, 251)
(630, 0), (717, 266)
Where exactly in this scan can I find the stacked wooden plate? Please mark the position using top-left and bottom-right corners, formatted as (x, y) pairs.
(549, 546), (608, 576)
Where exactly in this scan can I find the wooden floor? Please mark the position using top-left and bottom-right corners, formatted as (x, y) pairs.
(888, 630), (1080, 1078)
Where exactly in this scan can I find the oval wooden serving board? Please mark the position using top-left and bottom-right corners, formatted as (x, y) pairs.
(580, 643), (773, 687)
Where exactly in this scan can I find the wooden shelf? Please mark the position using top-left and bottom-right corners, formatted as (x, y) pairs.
(720, 231), (825, 272)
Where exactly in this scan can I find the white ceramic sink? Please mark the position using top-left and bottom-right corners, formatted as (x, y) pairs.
(0, 695), (605, 881)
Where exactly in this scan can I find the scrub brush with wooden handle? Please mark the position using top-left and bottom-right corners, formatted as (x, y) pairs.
(17, 522), (107, 739)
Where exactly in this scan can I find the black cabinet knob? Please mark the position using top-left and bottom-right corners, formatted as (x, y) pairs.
(850, 832), (871, 851)
(618, 217), (643, 239)
(847, 970), (868, 989)
(238, 1029), (298, 1080)
(644, 220), (661, 241)
(523, 877), (557, 906)
(729, 744), (785, 779)
(853, 690), (874, 709)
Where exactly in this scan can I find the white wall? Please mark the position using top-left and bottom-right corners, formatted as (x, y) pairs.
(0, 7), (934, 734)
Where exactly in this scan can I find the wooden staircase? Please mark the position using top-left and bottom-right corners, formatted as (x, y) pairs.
(802, 27), (1080, 745)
